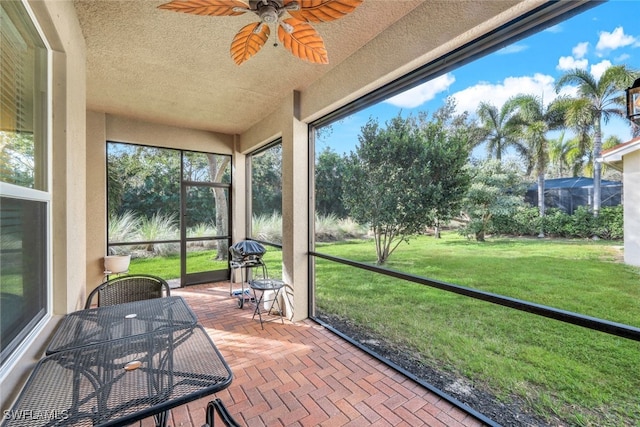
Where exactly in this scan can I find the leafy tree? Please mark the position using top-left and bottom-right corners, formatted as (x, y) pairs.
(343, 111), (470, 264)
(554, 65), (638, 215)
(183, 152), (230, 225)
(251, 144), (282, 217)
(426, 97), (482, 236)
(108, 144), (181, 219)
(315, 147), (348, 218)
(107, 156), (125, 217)
(0, 131), (36, 187)
(460, 159), (526, 242)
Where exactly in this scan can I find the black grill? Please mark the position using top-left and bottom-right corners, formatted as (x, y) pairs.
(229, 240), (266, 264)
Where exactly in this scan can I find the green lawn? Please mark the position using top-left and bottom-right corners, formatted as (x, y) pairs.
(127, 248), (283, 280)
(314, 233), (640, 426)
(125, 236), (639, 425)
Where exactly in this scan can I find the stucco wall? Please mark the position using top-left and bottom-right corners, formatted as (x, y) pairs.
(624, 150), (640, 266)
(31, 0), (88, 315)
(86, 112), (108, 291)
(105, 115), (234, 153)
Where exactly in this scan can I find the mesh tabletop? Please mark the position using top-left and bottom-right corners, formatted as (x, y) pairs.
(2, 325), (232, 427)
(249, 279), (285, 291)
(46, 296), (197, 355)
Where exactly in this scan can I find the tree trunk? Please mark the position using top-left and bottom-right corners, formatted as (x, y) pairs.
(207, 155), (230, 260)
(537, 172), (545, 238)
(214, 187), (228, 260)
(592, 118), (602, 216)
(374, 226), (384, 264)
(376, 244), (387, 265)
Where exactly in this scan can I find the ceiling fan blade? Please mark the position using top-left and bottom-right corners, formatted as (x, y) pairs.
(285, 0), (363, 23)
(231, 22), (271, 65)
(158, 0), (250, 16)
(278, 18), (328, 64)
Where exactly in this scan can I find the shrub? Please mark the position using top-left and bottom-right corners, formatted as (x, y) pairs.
(187, 222), (218, 249)
(251, 212), (283, 243)
(136, 213), (179, 255)
(249, 213), (368, 243)
(108, 211), (140, 246)
(565, 206), (594, 238)
(491, 207), (540, 236)
(542, 208), (572, 237)
(316, 214), (369, 242)
(316, 213), (342, 241)
(484, 205), (623, 240)
(337, 217), (369, 239)
(594, 205), (624, 240)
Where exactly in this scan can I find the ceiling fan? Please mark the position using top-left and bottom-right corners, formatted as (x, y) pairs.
(158, 0), (363, 65)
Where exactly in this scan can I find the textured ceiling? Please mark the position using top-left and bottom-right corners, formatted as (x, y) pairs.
(74, 1), (545, 135)
(74, 0), (426, 134)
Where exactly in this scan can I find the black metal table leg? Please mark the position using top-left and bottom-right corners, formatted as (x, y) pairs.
(205, 398), (242, 427)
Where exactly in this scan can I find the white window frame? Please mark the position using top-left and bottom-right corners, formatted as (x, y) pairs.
(0, 0), (53, 381)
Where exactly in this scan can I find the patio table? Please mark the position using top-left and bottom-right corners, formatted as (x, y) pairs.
(45, 296), (197, 355)
(1, 324), (233, 427)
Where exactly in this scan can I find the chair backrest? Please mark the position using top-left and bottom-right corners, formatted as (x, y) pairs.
(85, 274), (171, 309)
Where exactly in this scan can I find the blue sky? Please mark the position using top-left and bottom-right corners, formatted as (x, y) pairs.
(318, 1), (640, 157)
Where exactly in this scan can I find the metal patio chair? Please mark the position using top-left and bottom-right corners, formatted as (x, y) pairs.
(85, 274), (171, 309)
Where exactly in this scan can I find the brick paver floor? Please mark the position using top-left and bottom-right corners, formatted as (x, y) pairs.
(164, 282), (487, 427)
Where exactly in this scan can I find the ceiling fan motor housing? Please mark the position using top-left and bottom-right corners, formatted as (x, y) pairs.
(252, 0), (286, 24)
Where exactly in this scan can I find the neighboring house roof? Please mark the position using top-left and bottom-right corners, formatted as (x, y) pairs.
(527, 177), (622, 191)
(598, 136), (640, 171)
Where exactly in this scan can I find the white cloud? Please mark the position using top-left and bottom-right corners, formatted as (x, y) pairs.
(451, 73), (559, 115)
(557, 56), (588, 71)
(615, 53), (631, 62)
(590, 60), (612, 81)
(596, 26), (636, 51)
(544, 24), (562, 34)
(572, 42), (589, 58)
(384, 73), (455, 108)
(496, 44), (527, 55)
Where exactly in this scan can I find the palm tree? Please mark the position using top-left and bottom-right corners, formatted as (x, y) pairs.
(566, 134), (622, 179)
(554, 65), (638, 215)
(505, 94), (565, 237)
(475, 101), (522, 160)
(601, 135), (624, 179)
(548, 131), (570, 177)
(548, 131), (588, 177)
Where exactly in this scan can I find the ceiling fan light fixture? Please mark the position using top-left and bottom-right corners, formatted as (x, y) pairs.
(253, 22), (265, 33)
(283, 1), (300, 11)
(280, 21), (294, 33)
(158, 0), (363, 64)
